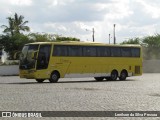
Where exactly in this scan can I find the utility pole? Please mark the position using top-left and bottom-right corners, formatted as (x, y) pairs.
(86, 28), (95, 42)
(109, 34), (111, 44)
(92, 28), (95, 42)
(113, 24), (116, 44)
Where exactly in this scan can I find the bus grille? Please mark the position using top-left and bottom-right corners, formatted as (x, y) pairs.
(135, 66), (140, 74)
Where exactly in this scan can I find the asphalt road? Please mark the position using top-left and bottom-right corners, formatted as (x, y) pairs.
(0, 74), (160, 119)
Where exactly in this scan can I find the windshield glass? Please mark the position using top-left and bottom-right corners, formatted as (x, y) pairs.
(20, 44), (39, 69)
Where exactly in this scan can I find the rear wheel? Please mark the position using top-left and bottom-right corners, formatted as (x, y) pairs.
(36, 79), (44, 83)
(94, 77), (104, 81)
(110, 70), (118, 81)
(49, 72), (60, 83)
(119, 70), (127, 80)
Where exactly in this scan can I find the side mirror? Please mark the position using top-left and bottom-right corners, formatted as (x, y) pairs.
(13, 51), (22, 60)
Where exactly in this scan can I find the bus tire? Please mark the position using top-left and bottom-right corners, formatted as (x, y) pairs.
(110, 70), (118, 81)
(119, 70), (127, 80)
(36, 79), (44, 83)
(49, 71), (60, 83)
(94, 77), (104, 81)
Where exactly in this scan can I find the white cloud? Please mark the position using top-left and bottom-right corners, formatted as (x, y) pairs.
(1, 0), (160, 43)
(9, 0), (32, 6)
(136, 0), (160, 19)
(106, 1), (133, 20)
(47, 0), (72, 7)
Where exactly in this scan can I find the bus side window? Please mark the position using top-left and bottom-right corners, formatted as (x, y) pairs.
(97, 47), (105, 57)
(111, 47), (121, 57)
(131, 48), (140, 57)
(105, 47), (111, 57)
(68, 45), (82, 56)
(121, 47), (131, 57)
(97, 47), (110, 57)
(53, 46), (59, 56)
(53, 45), (68, 56)
(83, 46), (96, 57)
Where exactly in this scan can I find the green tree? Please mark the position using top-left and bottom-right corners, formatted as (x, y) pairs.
(1, 17), (14, 36)
(0, 34), (33, 59)
(121, 34), (160, 60)
(56, 36), (80, 41)
(1, 13), (30, 36)
(14, 13), (30, 34)
(28, 33), (80, 42)
(0, 13), (80, 60)
(28, 33), (56, 42)
(142, 34), (160, 59)
(121, 37), (141, 44)
(0, 13), (30, 59)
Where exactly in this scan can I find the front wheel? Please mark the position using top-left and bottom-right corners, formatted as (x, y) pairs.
(36, 79), (44, 83)
(49, 72), (60, 83)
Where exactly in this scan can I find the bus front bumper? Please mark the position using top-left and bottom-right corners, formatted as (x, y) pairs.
(20, 70), (37, 79)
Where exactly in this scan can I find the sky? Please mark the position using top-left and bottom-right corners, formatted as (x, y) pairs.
(0, 0), (160, 43)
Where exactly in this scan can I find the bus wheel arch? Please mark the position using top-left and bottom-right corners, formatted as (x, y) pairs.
(36, 79), (45, 83)
(49, 70), (60, 83)
(119, 69), (128, 80)
(94, 77), (104, 81)
(110, 69), (118, 81)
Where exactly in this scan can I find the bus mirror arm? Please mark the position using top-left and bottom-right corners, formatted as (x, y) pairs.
(31, 51), (38, 60)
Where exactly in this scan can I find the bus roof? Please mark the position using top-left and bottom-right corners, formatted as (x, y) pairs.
(26, 41), (141, 47)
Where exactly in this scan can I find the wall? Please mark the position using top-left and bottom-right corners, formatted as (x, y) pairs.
(0, 65), (19, 76)
(143, 60), (160, 73)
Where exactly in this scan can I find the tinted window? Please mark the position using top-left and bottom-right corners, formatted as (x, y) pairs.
(68, 45), (82, 56)
(20, 44), (39, 69)
(131, 48), (140, 57)
(53, 45), (68, 56)
(97, 47), (110, 57)
(83, 46), (96, 56)
(111, 47), (121, 57)
(121, 47), (131, 57)
(37, 45), (51, 69)
(0, 51), (2, 56)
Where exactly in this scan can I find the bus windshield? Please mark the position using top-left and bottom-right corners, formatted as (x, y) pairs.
(19, 44), (39, 69)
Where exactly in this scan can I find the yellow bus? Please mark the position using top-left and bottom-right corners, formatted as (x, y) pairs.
(19, 41), (142, 83)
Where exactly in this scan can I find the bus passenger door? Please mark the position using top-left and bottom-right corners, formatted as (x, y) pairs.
(36, 44), (51, 78)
